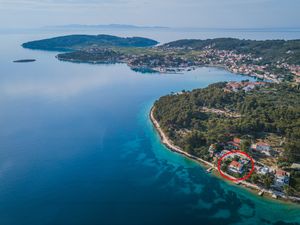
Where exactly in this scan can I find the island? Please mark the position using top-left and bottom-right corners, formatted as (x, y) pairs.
(13, 59), (36, 63)
(22, 34), (159, 51)
(151, 81), (300, 202)
(23, 36), (300, 83)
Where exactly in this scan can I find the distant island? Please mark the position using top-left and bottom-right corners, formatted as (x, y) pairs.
(42, 24), (169, 30)
(13, 59), (36, 63)
(22, 34), (159, 51)
(23, 35), (300, 83)
(151, 81), (300, 202)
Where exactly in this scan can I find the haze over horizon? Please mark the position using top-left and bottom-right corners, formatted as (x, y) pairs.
(0, 0), (299, 29)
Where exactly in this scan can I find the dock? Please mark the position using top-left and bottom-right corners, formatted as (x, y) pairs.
(206, 167), (214, 173)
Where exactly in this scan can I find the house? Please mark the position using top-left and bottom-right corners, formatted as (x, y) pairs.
(217, 150), (231, 158)
(229, 160), (244, 174)
(257, 166), (270, 175)
(252, 142), (271, 151)
(243, 84), (256, 92)
(226, 137), (241, 150)
(251, 142), (272, 156)
(274, 169), (290, 188)
(226, 82), (242, 92)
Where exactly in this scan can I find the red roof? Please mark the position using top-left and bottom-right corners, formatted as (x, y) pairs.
(230, 161), (242, 169)
(276, 169), (287, 177)
(257, 142), (270, 147)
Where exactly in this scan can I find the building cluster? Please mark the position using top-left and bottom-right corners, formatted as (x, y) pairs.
(224, 81), (266, 92)
(127, 52), (193, 74)
(208, 137), (290, 190)
(278, 63), (300, 76)
(129, 48), (282, 82)
(200, 49), (286, 83)
(159, 47), (285, 82)
(73, 46), (299, 83)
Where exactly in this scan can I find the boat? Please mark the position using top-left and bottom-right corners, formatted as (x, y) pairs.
(258, 191), (264, 196)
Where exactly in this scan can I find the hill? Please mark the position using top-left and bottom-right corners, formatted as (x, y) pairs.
(153, 82), (300, 194)
(22, 34), (159, 51)
(153, 82), (300, 163)
(162, 38), (300, 65)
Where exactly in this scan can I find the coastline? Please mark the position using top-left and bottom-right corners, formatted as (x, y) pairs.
(150, 106), (300, 204)
(55, 56), (279, 83)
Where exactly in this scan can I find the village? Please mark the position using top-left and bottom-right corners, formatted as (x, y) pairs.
(208, 137), (299, 199)
(56, 43), (300, 85)
(125, 46), (300, 84)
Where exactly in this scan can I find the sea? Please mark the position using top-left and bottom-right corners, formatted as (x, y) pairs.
(0, 28), (299, 225)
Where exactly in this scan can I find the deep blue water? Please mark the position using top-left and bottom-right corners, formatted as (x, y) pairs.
(0, 32), (300, 225)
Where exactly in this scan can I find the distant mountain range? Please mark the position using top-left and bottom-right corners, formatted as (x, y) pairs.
(42, 24), (170, 30)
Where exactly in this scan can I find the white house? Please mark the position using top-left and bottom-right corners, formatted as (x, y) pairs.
(251, 142), (272, 156)
(257, 166), (270, 175)
(273, 169), (290, 188)
(229, 160), (244, 174)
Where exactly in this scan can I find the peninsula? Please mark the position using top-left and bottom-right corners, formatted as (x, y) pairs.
(151, 81), (300, 202)
(23, 35), (300, 83)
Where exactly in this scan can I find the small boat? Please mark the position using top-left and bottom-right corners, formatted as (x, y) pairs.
(258, 191), (264, 196)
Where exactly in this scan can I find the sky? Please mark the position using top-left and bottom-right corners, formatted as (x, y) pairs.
(0, 0), (299, 29)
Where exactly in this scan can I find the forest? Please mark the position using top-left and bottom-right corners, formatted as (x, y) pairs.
(163, 38), (300, 65)
(153, 82), (300, 164)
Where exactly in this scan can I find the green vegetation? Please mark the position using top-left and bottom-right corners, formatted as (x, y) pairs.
(153, 82), (300, 193)
(22, 36), (300, 82)
(22, 34), (158, 51)
(57, 49), (121, 63)
(153, 82), (300, 163)
(163, 38), (300, 65)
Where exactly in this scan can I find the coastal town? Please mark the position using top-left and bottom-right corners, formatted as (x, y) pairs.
(127, 46), (300, 84)
(53, 37), (300, 85)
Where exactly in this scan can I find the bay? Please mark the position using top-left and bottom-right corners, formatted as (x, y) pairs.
(0, 30), (299, 225)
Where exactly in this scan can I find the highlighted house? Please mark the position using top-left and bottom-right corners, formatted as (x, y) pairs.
(229, 160), (244, 174)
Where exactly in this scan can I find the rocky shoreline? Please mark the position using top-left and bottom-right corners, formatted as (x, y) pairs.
(150, 106), (300, 204)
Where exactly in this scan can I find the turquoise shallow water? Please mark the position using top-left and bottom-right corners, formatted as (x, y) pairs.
(0, 32), (299, 225)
